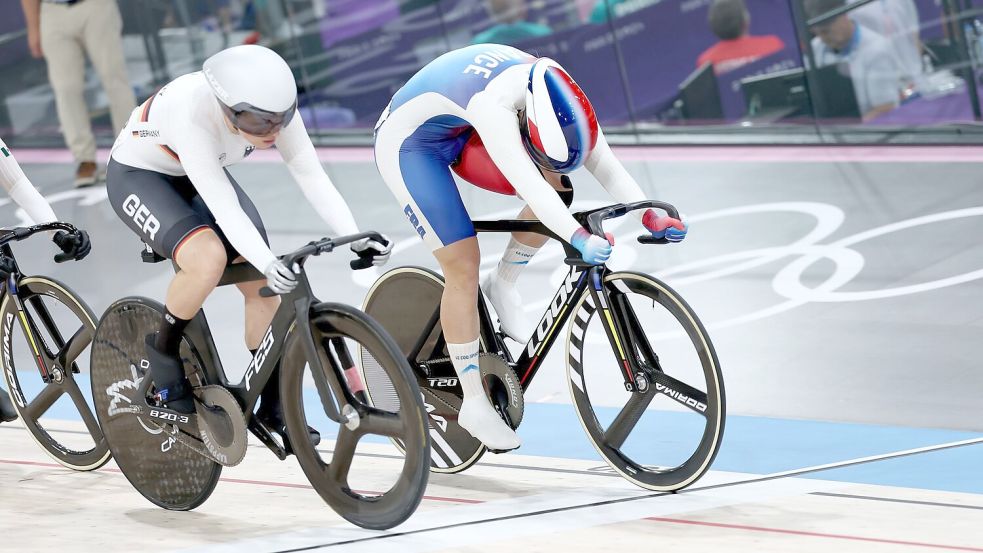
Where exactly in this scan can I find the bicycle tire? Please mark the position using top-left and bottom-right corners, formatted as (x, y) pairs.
(280, 302), (430, 529)
(0, 276), (110, 471)
(360, 267), (487, 474)
(566, 271), (725, 491)
(90, 298), (221, 510)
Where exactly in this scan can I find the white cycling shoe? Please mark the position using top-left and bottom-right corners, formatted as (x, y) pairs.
(481, 272), (533, 343)
(458, 397), (521, 452)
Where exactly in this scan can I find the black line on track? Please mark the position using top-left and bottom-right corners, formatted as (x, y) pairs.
(810, 491), (983, 511)
(272, 438), (983, 552)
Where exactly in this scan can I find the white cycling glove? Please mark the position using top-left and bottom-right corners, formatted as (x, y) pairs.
(350, 234), (393, 266)
(264, 260), (298, 294)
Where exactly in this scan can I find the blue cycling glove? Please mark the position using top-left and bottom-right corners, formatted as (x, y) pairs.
(570, 228), (613, 265)
(642, 209), (688, 242)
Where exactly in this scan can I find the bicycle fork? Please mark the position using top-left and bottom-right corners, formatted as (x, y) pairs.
(6, 274), (55, 384)
(586, 268), (658, 394)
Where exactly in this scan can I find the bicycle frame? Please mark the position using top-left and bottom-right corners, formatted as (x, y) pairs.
(139, 232), (381, 459)
(410, 200), (680, 393)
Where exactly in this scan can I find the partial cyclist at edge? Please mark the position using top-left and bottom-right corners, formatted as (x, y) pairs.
(106, 45), (392, 448)
(0, 136), (91, 423)
(374, 43), (688, 452)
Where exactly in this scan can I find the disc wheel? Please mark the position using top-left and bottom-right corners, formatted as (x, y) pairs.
(0, 276), (109, 471)
(566, 271), (724, 491)
(280, 302), (430, 530)
(361, 267), (489, 474)
(90, 298), (220, 510)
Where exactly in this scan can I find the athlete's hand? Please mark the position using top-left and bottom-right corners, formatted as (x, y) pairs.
(264, 260), (298, 294)
(52, 230), (91, 262)
(350, 234), (393, 267)
(642, 209), (687, 242)
(570, 228), (612, 265)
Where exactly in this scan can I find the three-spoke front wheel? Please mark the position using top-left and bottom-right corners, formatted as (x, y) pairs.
(280, 303), (430, 530)
(0, 277), (109, 471)
(566, 271), (724, 491)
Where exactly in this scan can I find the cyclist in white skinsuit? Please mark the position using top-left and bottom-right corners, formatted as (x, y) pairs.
(0, 137), (91, 423)
(375, 44), (687, 451)
(107, 45), (391, 446)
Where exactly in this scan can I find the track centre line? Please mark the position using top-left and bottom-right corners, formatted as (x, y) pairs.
(809, 491), (983, 511)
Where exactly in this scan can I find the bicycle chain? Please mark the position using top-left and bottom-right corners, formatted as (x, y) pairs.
(145, 418), (231, 465)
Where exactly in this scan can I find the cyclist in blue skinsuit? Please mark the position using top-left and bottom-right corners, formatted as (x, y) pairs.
(374, 44), (687, 451)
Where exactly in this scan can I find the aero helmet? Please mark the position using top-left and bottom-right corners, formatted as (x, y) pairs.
(520, 58), (599, 173)
(203, 45), (298, 136)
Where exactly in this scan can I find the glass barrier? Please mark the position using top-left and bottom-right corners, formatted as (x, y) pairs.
(1, 0), (981, 147)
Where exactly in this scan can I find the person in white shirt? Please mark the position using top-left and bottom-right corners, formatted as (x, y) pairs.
(849, 0), (922, 83)
(0, 136), (91, 422)
(805, 0), (905, 119)
(107, 45), (390, 447)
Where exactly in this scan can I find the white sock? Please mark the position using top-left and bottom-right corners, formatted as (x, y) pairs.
(496, 238), (540, 284)
(446, 339), (520, 451)
(447, 339), (483, 399)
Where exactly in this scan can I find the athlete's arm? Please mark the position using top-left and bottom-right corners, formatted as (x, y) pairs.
(583, 129), (647, 205)
(0, 137), (57, 224)
(178, 129), (278, 272)
(585, 130), (686, 240)
(275, 114), (360, 237)
(468, 96), (581, 242)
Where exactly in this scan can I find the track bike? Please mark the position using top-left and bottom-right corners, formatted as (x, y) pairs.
(89, 232), (431, 529)
(0, 222), (109, 471)
(362, 201), (724, 491)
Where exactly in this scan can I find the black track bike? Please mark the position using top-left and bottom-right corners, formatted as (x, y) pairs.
(0, 222), (109, 471)
(362, 201), (724, 492)
(89, 232), (430, 529)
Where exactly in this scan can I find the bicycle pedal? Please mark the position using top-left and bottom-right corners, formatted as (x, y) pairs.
(248, 418), (289, 460)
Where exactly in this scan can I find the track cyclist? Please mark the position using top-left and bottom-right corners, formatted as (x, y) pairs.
(106, 45), (392, 448)
(0, 136), (91, 423)
(374, 43), (687, 452)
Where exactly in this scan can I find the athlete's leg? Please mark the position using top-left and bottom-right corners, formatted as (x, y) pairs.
(483, 172), (570, 341)
(375, 126), (519, 450)
(106, 160), (224, 412)
(434, 237), (481, 343)
(168, 231), (228, 318)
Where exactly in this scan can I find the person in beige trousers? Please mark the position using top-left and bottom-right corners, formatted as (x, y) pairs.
(20, 0), (136, 187)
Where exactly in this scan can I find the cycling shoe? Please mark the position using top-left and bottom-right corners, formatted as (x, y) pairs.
(0, 388), (18, 422)
(144, 334), (195, 415)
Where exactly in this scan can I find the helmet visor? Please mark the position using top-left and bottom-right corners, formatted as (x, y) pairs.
(221, 101), (297, 137)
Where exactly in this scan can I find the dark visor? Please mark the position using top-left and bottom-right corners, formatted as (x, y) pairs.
(219, 100), (297, 137)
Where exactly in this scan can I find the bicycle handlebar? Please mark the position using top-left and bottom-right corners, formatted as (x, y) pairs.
(584, 200), (680, 237)
(259, 231), (387, 297)
(0, 222), (80, 248)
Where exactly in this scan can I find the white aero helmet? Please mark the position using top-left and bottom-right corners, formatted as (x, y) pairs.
(202, 45), (298, 136)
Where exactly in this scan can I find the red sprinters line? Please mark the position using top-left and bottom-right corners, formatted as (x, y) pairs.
(0, 458), (480, 505)
(646, 517), (983, 552)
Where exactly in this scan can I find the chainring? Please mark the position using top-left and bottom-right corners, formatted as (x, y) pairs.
(479, 354), (524, 430)
(194, 385), (247, 467)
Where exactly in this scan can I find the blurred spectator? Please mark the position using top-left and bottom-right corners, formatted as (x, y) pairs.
(19, 0), (136, 187)
(805, 0), (903, 120)
(588, 0), (658, 24)
(696, 0), (785, 74)
(849, 0), (922, 82)
(472, 0), (552, 46)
